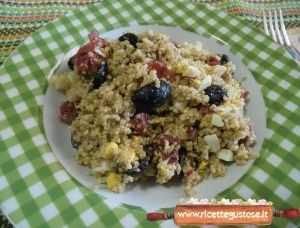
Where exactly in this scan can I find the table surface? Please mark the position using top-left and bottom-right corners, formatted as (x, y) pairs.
(1, 0), (300, 65)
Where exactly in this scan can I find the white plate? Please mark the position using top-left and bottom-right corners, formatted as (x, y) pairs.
(43, 25), (266, 211)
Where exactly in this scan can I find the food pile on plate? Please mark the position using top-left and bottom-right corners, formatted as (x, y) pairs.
(50, 31), (256, 195)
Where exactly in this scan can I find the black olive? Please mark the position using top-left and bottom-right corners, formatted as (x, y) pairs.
(220, 54), (229, 65)
(132, 80), (171, 113)
(204, 85), (227, 106)
(68, 56), (75, 70)
(92, 61), (108, 89)
(118, 33), (139, 47)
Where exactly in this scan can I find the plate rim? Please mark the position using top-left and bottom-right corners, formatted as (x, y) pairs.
(43, 24), (267, 211)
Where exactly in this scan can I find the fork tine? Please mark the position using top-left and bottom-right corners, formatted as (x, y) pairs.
(268, 10), (277, 42)
(274, 9), (284, 45)
(279, 9), (291, 46)
(263, 10), (270, 36)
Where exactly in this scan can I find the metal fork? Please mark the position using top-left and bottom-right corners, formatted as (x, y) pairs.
(263, 9), (300, 62)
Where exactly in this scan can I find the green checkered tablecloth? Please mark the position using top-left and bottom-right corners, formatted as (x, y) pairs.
(0, 0), (300, 227)
(1, 0), (300, 65)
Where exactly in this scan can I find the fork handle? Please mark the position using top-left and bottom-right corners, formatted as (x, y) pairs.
(286, 46), (300, 63)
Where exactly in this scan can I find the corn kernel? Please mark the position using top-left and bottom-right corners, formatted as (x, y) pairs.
(198, 160), (208, 175)
(118, 148), (136, 165)
(174, 63), (186, 74)
(199, 160), (208, 169)
(102, 142), (119, 160)
(106, 172), (122, 191)
(193, 79), (201, 87)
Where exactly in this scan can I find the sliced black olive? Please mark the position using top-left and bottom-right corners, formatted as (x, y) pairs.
(204, 85), (227, 106)
(126, 157), (150, 176)
(143, 144), (156, 157)
(132, 80), (171, 113)
(192, 120), (200, 129)
(118, 33), (139, 47)
(68, 56), (75, 70)
(70, 135), (80, 149)
(220, 54), (229, 65)
(92, 61), (108, 89)
(126, 144), (155, 176)
(178, 147), (187, 167)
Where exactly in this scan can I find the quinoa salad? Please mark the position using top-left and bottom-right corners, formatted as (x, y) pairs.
(50, 31), (256, 195)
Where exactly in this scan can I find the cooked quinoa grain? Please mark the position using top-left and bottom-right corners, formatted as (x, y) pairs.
(51, 31), (256, 195)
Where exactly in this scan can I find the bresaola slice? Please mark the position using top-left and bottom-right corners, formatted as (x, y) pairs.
(73, 32), (107, 77)
(58, 101), (77, 125)
(130, 113), (149, 135)
(148, 60), (176, 82)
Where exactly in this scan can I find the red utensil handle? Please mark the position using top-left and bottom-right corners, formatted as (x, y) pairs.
(282, 208), (300, 219)
(274, 208), (300, 219)
(146, 212), (172, 221)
